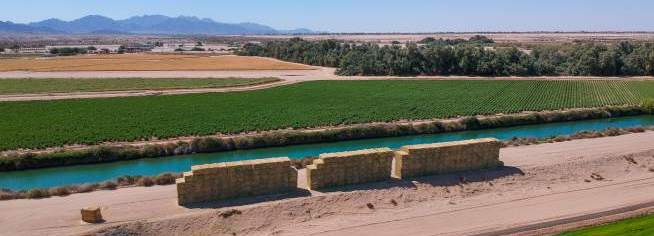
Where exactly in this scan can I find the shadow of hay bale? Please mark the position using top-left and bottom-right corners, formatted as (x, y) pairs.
(182, 188), (311, 209)
(314, 166), (523, 193)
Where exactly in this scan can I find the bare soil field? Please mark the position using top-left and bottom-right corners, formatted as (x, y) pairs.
(0, 54), (314, 72)
(2, 132), (654, 236)
(255, 32), (654, 44)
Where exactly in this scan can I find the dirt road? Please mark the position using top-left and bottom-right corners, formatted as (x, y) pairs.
(0, 68), (335, 101)
(1, 132), (654, 236)
(1, 67), (654, 101)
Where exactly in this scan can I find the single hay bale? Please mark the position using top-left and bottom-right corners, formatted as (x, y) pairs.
(81, 207), (104, 223)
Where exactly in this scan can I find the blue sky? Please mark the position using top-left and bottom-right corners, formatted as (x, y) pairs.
(2, 0), (654, 32)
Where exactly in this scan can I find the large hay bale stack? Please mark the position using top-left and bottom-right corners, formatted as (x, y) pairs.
(306, 148), (394, 190)
(394, 138), (502, 179)
(176, 157), (297, 206)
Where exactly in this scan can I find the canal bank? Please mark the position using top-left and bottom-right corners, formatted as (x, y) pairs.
(0, 106), (649, 172)
(3, 131), (654, 236)
(1, 114), (654, 190)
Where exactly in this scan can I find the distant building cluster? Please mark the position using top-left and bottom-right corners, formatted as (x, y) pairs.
(0, 42), (238, 55)
(150, 43), (237, 53)
(47, 45), (123, 54)
(2, 45), (123, 55)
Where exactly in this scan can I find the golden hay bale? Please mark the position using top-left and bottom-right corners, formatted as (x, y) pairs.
(81, 207), (103, 223)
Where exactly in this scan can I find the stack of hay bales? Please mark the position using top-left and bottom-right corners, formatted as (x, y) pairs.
(175, 138), (503, 205)
(306, 148), (394, 190)
(176, 157), (297, 205)
(393, 138), (502, 179)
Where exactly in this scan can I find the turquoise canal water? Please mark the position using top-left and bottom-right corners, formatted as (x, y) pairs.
(2, 115), (654, 191)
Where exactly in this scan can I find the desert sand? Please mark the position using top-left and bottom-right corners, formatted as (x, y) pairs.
(1, 132), (654, 236)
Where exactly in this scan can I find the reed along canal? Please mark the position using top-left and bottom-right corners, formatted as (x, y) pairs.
(2, 115), (654, 190)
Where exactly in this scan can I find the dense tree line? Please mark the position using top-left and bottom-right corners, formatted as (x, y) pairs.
(238, 37), (654, 76)
(49, 47), (88, 56)
(418, 35), (494, 45)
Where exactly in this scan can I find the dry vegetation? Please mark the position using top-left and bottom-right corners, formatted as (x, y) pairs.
(0, 173), (181, 200)
(0, 54), (314, 72)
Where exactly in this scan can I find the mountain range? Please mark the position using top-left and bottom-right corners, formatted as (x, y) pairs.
(0, 15), (315, 35)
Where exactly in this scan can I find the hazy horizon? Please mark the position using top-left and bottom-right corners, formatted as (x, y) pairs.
(3, 0), (654, 32)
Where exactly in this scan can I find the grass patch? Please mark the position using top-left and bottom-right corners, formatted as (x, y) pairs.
(558, 214), (654, 236)
(1, 80), (654, 151)
(0, 77), (280, 94)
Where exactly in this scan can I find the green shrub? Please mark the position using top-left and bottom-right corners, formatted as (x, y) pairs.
(100, 181), (118, 190)
(154, 173), (178, 185)
(116, 175), (139, 186)
(0, 189), (21, 200)
(76, 184), (99, 193)
(48, 186), (72, 196)
(137, 177), (155, 187)
(642, 99), (654, 113)
(25, 189), (49, 199)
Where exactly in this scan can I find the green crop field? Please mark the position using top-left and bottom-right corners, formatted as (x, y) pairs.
(1, 80), (654, 150)
(558, 214), (654, 236)
(0, 77), (279, 94)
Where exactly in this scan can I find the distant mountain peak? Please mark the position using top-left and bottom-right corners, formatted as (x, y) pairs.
(2, 15), (316, 35)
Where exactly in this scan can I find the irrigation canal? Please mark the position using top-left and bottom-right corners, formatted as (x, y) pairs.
(2, 115), (654, 190)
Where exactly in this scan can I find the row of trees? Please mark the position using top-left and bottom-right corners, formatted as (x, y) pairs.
(49, 47), (89, 56)
(238, 37), (654, 76)
(418, 35), (494, 45)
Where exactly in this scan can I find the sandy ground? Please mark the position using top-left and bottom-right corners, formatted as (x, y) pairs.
(1, 132), (654, 236)
(0, 68), (335, 101)
(0, 55), (314, 72)
(1, 67), (653, 101)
